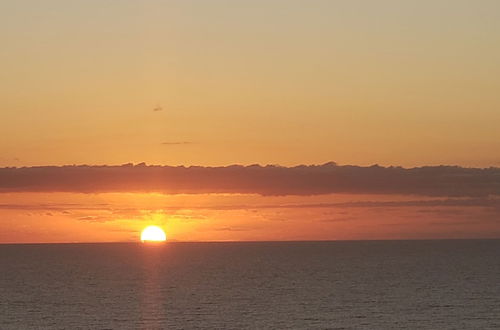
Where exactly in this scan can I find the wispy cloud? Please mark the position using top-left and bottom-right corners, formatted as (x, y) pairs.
(77, 215), (110, 223)
(1, 198), (500, 215)
(161, 141), (194, 145)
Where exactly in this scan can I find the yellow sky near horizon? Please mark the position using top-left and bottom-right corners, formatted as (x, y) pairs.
(1, 0), (500, 168)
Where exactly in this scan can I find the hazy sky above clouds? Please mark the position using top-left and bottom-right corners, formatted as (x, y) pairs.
(1, 0), (500, 167)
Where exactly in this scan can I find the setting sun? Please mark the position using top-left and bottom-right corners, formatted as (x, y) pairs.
(141, 226), (167, 242)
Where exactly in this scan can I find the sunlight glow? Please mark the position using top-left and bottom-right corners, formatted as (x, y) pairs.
(141, 225), (167, 242)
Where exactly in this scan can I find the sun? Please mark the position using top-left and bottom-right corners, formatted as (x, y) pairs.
(141, 225), (167, 242)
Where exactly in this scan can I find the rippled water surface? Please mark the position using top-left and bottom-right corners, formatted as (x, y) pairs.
(1, 240), (500, 329)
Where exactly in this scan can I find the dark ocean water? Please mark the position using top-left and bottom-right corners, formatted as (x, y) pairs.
(1, 240), (499, 329)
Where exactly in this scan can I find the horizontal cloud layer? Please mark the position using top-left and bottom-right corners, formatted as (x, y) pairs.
(1, 163), (500, 197)
(1, 197), (499, 214)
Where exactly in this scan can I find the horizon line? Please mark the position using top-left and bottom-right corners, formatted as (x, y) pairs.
(2, 237), (499, 245)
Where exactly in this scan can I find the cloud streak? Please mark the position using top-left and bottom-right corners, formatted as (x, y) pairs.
(161, 141), (194, 145)
(1, 198), (498, 212)
(1, 163), (499, 197)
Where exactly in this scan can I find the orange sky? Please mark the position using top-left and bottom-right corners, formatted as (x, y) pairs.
(1, 1), (500, 242)
(1, 0), (500, 168)
(1, 192), (499, 243)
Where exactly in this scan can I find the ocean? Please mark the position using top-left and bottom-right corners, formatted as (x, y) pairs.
(1, 240), (499, 329)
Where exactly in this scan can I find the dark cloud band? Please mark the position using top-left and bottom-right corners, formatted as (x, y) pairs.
(1, 163), (499, 197)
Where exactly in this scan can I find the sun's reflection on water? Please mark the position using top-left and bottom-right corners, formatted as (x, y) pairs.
(139, 243), (167, 329)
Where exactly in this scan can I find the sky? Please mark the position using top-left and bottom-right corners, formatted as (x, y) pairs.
(1, 1), (500, 242)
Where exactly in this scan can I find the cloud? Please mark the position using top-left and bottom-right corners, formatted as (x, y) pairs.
(0, 203), (111, 211)
(321, 216), (356, 223)
(214, 226), (255, 232)
(161, 141), (194, 145)
(0, 197), (498, 212)
(0, 163), (500, 197)
(77, 215), (110, 223)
